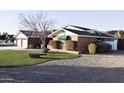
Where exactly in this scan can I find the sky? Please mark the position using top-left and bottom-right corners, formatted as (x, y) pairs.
(0, 10), (124, 34)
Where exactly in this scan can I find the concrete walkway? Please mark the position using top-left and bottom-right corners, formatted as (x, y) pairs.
(0, 53), (124, 82)
(0, 46), (19, 50)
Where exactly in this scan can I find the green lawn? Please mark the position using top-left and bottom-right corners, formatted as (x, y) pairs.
(0, 50), (80, 67)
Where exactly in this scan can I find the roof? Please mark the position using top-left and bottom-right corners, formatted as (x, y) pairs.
(107, 30), (118, 35)
(70, 25), (91, 30)
(48, 25), (116, 39)
(20, 30), (39, 37)
(63, 28), (114, 38)
(7, 35), (14, 38)
(19, 30), (52, 37)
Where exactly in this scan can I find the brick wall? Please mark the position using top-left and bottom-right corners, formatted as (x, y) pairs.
(77, 36), (96, 53)
(28, 37), (41, 48)
(28, 37), (52, 48)
(49, 35), (96, 54)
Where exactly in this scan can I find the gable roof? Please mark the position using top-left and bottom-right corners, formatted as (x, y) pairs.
(70, 25), (91, 30)
(20, 30), (39, 37)
(63, 28), (114, 38)
(49, 25), (115, 39)
(6, 35), (14, 39)
(107, 30), (118, 35)
(19, 30), (52, 37)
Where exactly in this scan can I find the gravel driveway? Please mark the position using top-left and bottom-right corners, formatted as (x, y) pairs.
(1, 52), (124, 83)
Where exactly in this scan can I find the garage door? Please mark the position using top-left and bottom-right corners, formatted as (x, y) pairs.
(17, 39), (21, 48)
(17, 39), (27, 48)
(22, 39), (27, 48)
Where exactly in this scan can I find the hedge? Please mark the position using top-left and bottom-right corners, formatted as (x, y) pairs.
(88, 43), (96, 54)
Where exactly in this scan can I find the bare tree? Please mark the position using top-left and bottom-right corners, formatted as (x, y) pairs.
(19, 11), (54, 53)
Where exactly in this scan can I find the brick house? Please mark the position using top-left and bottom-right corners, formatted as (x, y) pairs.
(15, 30), (52, 49)
(48, 25), (117, 53)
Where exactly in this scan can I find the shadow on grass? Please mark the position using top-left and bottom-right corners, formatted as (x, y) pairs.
(0, 65), (124, 83)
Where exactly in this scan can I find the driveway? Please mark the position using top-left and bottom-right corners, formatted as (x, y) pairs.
(0, 52), (124, 83)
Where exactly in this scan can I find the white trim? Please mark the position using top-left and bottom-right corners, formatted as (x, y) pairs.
(48, 30), (64, 37)
(14, 31), (20, 38)
(15, 31), (28, 38)
(27, 38), (28, 48)
(19, 31), (28, 37)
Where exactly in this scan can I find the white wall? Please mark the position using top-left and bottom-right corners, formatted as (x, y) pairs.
(103, 40), (117, 50)
(65, 30), (78, 36)
(15, 32), (28, 48)
(22, 39), (28, 48)
(16, 32), (27, 39)
(17, 39), (21, 48)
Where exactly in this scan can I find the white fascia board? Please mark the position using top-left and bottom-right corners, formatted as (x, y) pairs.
(14, 31), (20, 38)
(15, 31), (28, 39)
(48, 28), (79, 37)
(48, 29), (62, 37)
(19, 31), (28, 38)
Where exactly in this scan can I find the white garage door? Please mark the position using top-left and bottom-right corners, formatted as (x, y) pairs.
(22, 39), (27, 48)
(17, 39), (27, 48)
(17, 39), (21, 48)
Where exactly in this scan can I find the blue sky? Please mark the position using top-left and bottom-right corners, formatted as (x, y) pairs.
(0, 10), (124, 34)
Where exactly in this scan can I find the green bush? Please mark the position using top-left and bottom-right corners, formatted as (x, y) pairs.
(49, 40), (60, 49)
(96, 43), (112, 53)
(65, 40), (75, 51)
(88, 43), (96, 54)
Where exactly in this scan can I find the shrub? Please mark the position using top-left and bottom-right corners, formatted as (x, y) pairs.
(96, 43), (112, 53)
(114, 31), (122, 38)
(49, 40), (60, 49)
(65, 40), (75, 51)
(88, 43), (96, 54)
(29, 53), (40, 58)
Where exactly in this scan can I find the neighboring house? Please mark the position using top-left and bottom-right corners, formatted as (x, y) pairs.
(107, 30), (124, 50)
(6, 35), (14, 43)
(15, 30), (52, 49)
(48, 25), (117, 53)
(107, 30), (117, 36)
(0, 34), (14, 44)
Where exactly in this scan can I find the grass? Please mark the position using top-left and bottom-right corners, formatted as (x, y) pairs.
(0, 50), (80, 67)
